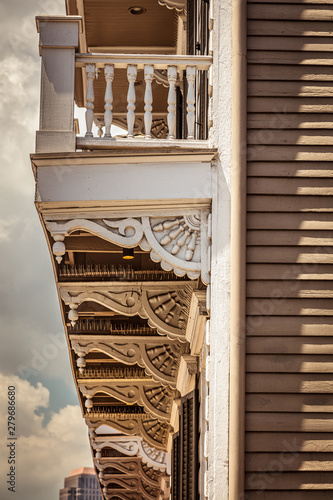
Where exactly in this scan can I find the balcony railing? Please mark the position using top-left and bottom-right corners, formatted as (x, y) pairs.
(36, 17), (212, 152)
(76, 53), (212, 146)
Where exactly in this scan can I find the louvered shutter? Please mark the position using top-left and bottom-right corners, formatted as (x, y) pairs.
(180, 389), (199, 500)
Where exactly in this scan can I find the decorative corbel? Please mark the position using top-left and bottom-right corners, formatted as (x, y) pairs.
(185, 289), (209, 355)
(176, 354), (198, 396)
(45, 210), (211, 283)
(70, 335), (184, 388)
(90, 435), (170, 473)
(60, 282), (194, 340)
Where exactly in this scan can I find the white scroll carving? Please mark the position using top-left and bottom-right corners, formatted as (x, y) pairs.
(46, 211), (211, 283)
(87, 416), (170, 451)
(70, 335), (184, 388)
(101, 475), (160, 500)
(91, 435), (170, 472)
(158, 0), (186, 12)
(61, 284), (192, 339)
(96, 457), (161, 487)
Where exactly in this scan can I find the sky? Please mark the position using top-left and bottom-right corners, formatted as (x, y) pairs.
(0, 0), (95, 498)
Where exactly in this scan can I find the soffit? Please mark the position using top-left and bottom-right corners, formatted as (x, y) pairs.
(81, 0), (177, 51)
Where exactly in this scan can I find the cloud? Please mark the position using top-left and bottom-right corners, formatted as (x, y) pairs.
(0, 373), (93, 500)
(0, 3), (95, 500)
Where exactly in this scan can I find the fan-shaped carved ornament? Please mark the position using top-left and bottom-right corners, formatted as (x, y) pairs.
(46, 211), (211, 283)
(71, 335), (184, 388)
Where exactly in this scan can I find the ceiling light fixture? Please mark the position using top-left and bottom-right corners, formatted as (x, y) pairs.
(122, 248), (135, 260)
(128, 6), (147, 15)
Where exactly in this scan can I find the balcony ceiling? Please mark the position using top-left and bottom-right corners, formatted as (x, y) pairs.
(68, 0), (179, 131)
(67, 0), (178, 52)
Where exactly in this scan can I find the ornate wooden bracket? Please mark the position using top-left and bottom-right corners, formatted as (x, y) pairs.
(71, 334), (184, 388)
(100, 474), (161, 500)
(79, 380), (177, 422)
(60, 282), (195, 340)
(86, 414), (171, 451)
(46, 211), (211, 283)
(95, 456), (162, 487)
(90, 434), (170, 473)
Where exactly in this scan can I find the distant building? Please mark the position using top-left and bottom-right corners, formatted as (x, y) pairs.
(59, 467), (102, 500)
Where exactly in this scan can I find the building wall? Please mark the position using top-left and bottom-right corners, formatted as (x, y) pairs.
(246, 1), (333, 498)
(60, 472), (102, 500)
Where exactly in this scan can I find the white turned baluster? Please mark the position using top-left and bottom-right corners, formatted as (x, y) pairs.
(144, 65), (154, 138)
(85, 63), (95, 137)
(186, 66), (196, 139)
(104, 64), (114, 138)
(127, 65), (137, 138)
(167, 66), (177, 139)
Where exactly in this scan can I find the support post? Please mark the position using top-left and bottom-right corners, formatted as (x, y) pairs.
(35, 16), (82, 153)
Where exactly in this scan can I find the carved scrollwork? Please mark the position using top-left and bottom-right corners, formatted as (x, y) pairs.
(101, 475), (161, 500)
(61, 283), (193, 339)
(71, 335), (184, 388)
(91, 435), (170, 472)
(158, 0), (186, 12)
(96, 457), (162, 488)
(45, 210), (211, 283)
(87, 416), (170, 451)
(79, 381), (176, 421)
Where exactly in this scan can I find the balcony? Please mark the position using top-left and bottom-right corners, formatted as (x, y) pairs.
(35, 16), (212, 153)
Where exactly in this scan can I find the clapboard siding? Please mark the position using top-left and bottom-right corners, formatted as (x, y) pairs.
(246, 493), (333, 500)
(246, 432), (333, 452)
(247, 213), (333, 229)
(246, 1), (333, 496)
(247, 263), (333, 279)
(246, 452), (333, 470)
(248, 162), (333, 176)
(247, 336), (333, 353)
(248, 51), (333, 65)
(246, 394), (333, 412)
(248, 20), (333, 37)
(246, 316), (333, 336)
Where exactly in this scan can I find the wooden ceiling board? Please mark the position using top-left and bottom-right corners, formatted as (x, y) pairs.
(83, 0), (177, 50)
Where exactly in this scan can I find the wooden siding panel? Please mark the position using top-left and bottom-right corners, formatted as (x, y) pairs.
(246, 413), (333, 432)
(246, 316), (333, 336)
(248, 5), (333, 21)
(248, 20), (333, 37)
(246, 452), (333, 471)
(248, 51), (333, 65)
(247, 264), (333, 280)
(246, 1), (333, 496)
(246, 432), (333, 452)
(246, 394), (333, 413)
(246, 493), (333, 500)
(246, 373), (333, 393)
(245, 472), (333, 490)
(246, 354), (333, 372)
(247, 213), (333, 230)
(247, 336), (333, 353)
(247, 162), (333, 177)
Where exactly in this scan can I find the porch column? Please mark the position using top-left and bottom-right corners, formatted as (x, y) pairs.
(35, 16), (82, 153)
